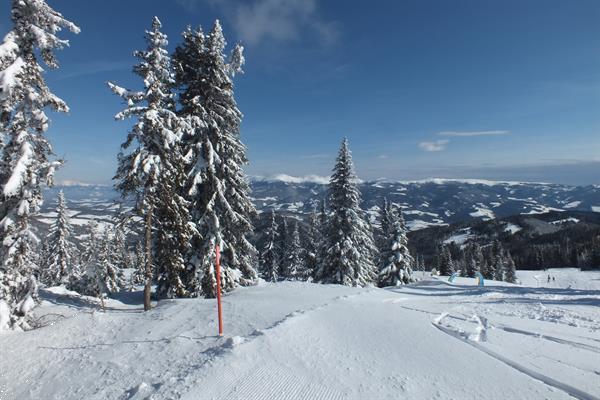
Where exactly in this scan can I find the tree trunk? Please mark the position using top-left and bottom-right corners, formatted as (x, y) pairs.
(144, 204), (153, 311)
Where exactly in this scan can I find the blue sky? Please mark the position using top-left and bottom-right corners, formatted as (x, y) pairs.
(1, 0), (599, 185)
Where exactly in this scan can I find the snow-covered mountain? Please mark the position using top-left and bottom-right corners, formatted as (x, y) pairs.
(252, 177), (600, 230)
(41, 178), (600, 233)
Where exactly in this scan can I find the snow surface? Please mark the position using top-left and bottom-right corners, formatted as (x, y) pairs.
(1, 272), (599, 399)
(504, 223), (522, 234)
(469, 204), (495, 220)
(563, 201), (582, 209)
(443, 228), (474, 245)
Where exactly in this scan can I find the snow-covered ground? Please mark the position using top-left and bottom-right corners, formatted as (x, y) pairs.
(1, 270), (599, 400)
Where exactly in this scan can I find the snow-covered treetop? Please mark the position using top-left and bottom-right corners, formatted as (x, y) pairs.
(0, 0), (79, 100)
(329, 138), (362, 212)
(110, 17), (183, 202)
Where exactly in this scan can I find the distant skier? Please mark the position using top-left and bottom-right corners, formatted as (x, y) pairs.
(552, 277), (555, 282)
(547, 275), (551, 283)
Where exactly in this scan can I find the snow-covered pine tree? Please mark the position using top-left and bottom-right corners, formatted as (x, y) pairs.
(316, 139), (378, 287)
(109, 17), (190, 306)
(130, 241), (146, 286)
(315, 200), (328, 279)
(97, 231), (125, 294)
(376, 198), (392, 252)
(110, 223), (129, 271)
(302, 211), (320, 279)
(173, 21), (257, 298)
(464, 243), (481, 278)
(504, 253), (517, 283)
(259, 210), (279, 282)
(277, 216), (289, 279)
(41, 190), (77, 286)
(377, 204), (414, 287)
(284, 221), (305, 280)
(438, 246), (455, 276)
(0, 0), (78, 330)
(492, 253), (504, 281)
(67, 220), (98, 294)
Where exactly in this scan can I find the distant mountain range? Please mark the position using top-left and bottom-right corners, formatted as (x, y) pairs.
(37, 177), (600, 269)
(42, 177), (600, 232)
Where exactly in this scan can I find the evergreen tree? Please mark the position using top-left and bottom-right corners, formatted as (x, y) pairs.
(110, 223), (129, 271)
(0, 0), (78, 330)
(173, 21), (257, 298)
(259, 210), (279, 282)
(68, 220), (99, 295)
(376, 198), (392, 252)
(109, 17), (190, 307)
(303, 211), (320, 279)
(378, 204), (414, 287)
(97, 232), (125, 294)
(277, 216), (289, 279)
(41, 191), (77, 286)
(284, 221), (305, 280)
(438, 246), (455, 276)
(130, 241), (146, 286)
(492, 254), (504, 281)
(316, 139), (377, 287)
(464, 243), (481, 278)
(315, 200), (328, 279)
(504, 254), (517, 283)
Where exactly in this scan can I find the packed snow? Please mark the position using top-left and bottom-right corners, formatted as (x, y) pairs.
(1, 270), (599, 400)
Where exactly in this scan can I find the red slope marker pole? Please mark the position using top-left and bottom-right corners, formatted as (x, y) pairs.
(215, 244), (224, 336)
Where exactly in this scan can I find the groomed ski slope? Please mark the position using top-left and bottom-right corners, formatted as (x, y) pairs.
(1, 270), (599, 400)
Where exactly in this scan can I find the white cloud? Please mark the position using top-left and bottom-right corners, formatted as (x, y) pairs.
(436, 130), (510, 137)
(419, 140), (449, 152)
(179, 0), (339, 46)
(377, 155), (389, 159)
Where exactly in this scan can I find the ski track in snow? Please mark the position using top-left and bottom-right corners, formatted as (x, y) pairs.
(432, 321), (599, 400)
(146, 290), (375, 400)
(2, 272), (600, 399)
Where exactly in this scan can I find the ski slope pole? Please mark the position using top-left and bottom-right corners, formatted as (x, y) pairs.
(216, 244), (224, 336)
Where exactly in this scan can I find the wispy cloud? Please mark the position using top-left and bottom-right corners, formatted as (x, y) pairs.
(419, 140), (449, 152)
(436, 130), (510, 137)
(178, 0), (340, 47)
(377, 154), (389, 159)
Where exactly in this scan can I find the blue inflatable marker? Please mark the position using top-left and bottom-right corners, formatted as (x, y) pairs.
(475, 272), (485, 287)
(448, 272), (459, 283)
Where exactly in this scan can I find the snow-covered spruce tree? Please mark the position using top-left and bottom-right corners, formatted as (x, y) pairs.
(97, 231), (125, 294)
(315, 200), (328, 279)
(110, 223), (129, 271)
(316, 139), (378, 287)
(40, 190), (77, 286)
(130, 241), (146, 286)
(284, 221), (305, 280)
(173, 21), (257, 298)
(302, 211), (320, 279)
(464, 243), (481, 278)
(438, 246), (455, 276)
(378, 204), (414, 287)
(276, 216), (289, 279)
(492, 254), (504, 281)
(376, 198), (392, 252)
(109, 17), (190, 306)
(67, 220), (98, 294)
(0, 0), (78, 330)
(504, 254), (517, 283)
(259, 210), (279, 282)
